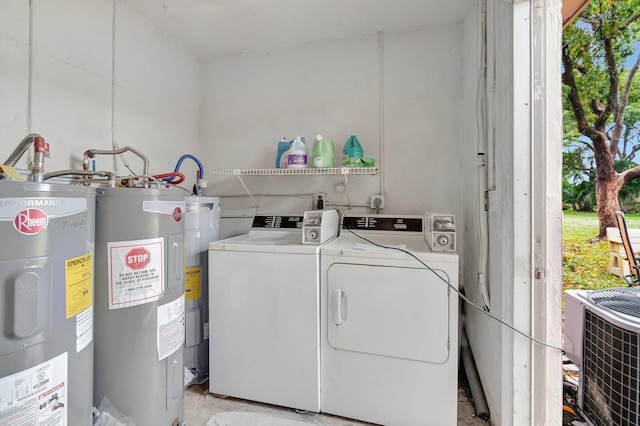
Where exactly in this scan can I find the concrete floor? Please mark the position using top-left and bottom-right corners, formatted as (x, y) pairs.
(184, 382), (489, 426)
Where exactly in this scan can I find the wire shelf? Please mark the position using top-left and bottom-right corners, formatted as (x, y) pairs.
(210, 167), (378, 176)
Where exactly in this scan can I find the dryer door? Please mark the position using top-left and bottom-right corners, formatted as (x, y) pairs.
(327, 262), (450, 363)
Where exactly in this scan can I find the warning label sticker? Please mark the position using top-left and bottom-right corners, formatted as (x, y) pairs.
(157, 295), (185, 360)
(0, 352), (68, 426)
(65, 252), (92, 319)
(108, 238), (164, 309)
(76, 306), (92, 353)
(184, 267), (201, 301)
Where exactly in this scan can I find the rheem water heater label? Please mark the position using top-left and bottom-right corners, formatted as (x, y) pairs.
(75, 306), (93, 353)
(157, 295), (185, 360)
(0, 352), (68, 426)
(107, 238), (164, 309)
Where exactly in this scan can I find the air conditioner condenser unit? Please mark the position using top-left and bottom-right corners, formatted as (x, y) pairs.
(564, 288), (640, 426)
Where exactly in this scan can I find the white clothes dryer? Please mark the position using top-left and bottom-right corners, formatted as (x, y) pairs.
(208, 211), (338, 413)
(320, 215), (459, 425)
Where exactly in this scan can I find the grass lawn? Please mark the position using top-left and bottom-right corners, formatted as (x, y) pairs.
(563, 211), (640, 291)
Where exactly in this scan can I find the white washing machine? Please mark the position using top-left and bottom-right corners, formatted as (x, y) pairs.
(320, 214), (459, 426)
(208, 210), (339, 412)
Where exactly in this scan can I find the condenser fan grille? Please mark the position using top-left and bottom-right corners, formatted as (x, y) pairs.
(588, 288), (640, 318)
(582, 310), (640, 425)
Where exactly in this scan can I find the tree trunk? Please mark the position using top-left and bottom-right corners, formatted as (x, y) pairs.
(591, 129), (624, 240)
(595, 172), (623, 240)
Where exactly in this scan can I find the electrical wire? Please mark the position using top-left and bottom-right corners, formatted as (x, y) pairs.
(341, 225), (564, 352)
(475, 0), (491, 312)
(378, 30), (385, 198)
(26, 2), (34, 169)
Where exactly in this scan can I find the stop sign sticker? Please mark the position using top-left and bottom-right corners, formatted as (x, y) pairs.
(108, 237), (164, 309)
(126, 248), (150, 270)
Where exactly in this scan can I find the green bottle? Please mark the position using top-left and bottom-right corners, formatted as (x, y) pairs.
(342, 135), (363, 166)
(312, 134), (335, 168)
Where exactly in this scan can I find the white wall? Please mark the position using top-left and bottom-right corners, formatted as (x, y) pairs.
(200, 34), (381, 215)
(200, 25), (465, 221)
(113, 2), (200, 180)
(0, 1), (31, 143)
(0, 0), (200, 187)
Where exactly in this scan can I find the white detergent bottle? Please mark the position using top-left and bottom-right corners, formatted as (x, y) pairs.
(287, 136), (308, 169)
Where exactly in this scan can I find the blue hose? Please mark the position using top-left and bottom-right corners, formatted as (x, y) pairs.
(164, 154), (204, 183)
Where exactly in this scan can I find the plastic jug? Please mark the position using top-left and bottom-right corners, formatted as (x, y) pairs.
(342, 135), (363, 166)
(312, 134), (335, 168)
(276, 137), (293, 168)
(287, 136), (308, 168)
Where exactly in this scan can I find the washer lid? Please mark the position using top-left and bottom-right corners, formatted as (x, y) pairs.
(209, 230), (327, 254)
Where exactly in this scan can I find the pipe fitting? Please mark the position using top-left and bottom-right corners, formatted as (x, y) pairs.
(4, 133), (43, 166)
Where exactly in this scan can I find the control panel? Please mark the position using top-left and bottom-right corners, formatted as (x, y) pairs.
(251, 215), (304, 229)
(302, 209), (340, 244)
(425, 212), (456, 252)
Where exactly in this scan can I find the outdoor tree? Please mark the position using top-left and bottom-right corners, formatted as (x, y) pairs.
(562, 0), (640, 239)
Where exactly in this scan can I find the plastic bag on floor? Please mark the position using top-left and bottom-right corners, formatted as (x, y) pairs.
(93, 397), (136, 426)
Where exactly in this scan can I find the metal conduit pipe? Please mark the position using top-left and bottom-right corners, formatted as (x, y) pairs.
(44, 169), (117, 187)
(3, 133), (43, 166)
(461, 328), (490, 421)
(84, 146), (149, 176)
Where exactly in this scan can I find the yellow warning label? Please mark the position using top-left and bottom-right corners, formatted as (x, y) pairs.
(65, 253), (93, 318)
(185, 267), (202, 301)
